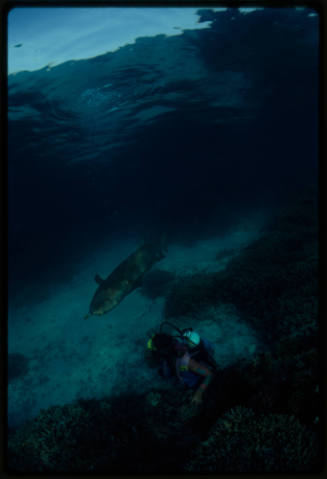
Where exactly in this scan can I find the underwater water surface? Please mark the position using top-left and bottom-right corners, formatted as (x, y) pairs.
(7, 6), (321, 474)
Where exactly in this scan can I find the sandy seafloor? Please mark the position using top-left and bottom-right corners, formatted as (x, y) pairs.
(8, 211), (266, 429)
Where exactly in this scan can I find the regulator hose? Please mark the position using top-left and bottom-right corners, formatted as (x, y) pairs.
(159, 321), (184, 337)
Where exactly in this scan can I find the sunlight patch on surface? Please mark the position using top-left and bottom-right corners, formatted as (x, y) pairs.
(8, 7), (215, 74)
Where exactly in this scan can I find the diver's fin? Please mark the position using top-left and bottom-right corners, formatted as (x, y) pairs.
(95, 274), (104, 285)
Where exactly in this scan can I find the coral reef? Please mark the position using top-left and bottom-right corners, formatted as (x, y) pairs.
(163, 189), (320, 472)
(7, 348), (321, 474)
(8, 388), (203, 474)
(231, 347), (320, 425)
(8, 399), (116, 472)
(184, 406), (320, 473)
(164, 189), (318, 347)
(7, 189), (321, 474)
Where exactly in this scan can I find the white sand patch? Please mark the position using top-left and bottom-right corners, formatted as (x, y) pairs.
(160, 211), (265, 275)
(8, 252), (168, 428)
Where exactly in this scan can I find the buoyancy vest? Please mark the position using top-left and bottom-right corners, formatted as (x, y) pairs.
(175, 351), (190, 381)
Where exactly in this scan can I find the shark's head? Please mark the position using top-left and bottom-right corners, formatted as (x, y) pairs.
(90, 288), (121, 316)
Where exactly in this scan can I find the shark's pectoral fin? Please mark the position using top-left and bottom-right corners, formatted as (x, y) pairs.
(95, 274), (105, 285)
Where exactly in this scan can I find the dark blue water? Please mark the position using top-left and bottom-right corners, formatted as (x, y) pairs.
(7, 7), (319, 430)
(8, 8), (318, 299)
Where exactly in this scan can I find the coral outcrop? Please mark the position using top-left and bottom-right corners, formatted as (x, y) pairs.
(184, 406), (320, 473)
(164, 190), (318, 348)
(8, 388), (202, 473)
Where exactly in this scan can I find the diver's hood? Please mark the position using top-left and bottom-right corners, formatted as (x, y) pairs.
(183, 330), (200, 347)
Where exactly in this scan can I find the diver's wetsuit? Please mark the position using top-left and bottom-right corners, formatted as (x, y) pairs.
(158, 337), (215, 389)
(188, 338), (216, 370)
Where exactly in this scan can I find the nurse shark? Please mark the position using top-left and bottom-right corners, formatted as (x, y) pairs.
(85, 239), (167, 318)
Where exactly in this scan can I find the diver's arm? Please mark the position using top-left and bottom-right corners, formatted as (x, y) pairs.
(188, 359), (213, 403)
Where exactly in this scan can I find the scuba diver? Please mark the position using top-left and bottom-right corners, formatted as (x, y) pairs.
(146, 322), (217, 404)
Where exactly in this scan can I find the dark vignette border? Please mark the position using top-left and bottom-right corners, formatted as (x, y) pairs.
(0, 0), (326, 478)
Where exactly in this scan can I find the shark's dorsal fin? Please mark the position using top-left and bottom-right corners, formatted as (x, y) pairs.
(95, 274), (104, 285)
